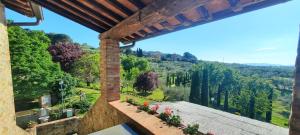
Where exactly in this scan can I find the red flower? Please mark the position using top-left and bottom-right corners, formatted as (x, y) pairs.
(143, 101), (149, 107)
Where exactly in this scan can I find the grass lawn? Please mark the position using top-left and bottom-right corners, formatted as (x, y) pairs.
(77, 87), (164, 106)
(271, 100), (289, 127)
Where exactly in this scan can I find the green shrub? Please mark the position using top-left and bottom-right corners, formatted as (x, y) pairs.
(183, 124), (199, 135)
(167, 115), (181, 127)
(49, 109), (63, 121)
(159, 113), (170, 121)
(70, 100), (91, 113)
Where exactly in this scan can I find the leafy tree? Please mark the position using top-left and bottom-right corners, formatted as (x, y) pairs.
(121, 55), (150, 80)
(133, 71), (159, 93)
(48, 42), (83, 72)
(8, 26), (63, 99)
(201, 68), (209, 106)
(190, 70), (201, 104)
(182, 52), (197, 63)
(71, 53), (100, 86)
(50, 73), (77, 102)
(47, 33), (72, 44)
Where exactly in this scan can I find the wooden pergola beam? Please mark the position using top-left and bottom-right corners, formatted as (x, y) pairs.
(101, 0), (209, 40)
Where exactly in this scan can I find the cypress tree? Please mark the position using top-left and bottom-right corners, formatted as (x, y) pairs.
(224, 89), (229, 111)
(216, 84), (222, 107)
(249, 95), (255, 119)
(266, 88), (273, 122)
(190, 71), (201, 104)
(166, 74), (170, 87)
(201, 68), (209, 106)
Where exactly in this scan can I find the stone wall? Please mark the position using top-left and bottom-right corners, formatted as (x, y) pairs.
(36, 117), (79, 135)
(0, 3), (31, 135)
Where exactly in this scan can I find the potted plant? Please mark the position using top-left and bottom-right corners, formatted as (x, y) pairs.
(27, 121), (37, 128)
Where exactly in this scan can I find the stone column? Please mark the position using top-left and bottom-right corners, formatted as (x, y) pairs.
(0, 3), (29, 135)
(290, 27), (300, 135)
(99, 37), (120, 102)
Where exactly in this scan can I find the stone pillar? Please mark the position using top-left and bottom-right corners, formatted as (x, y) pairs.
(0, 3), (29, 135)
(290, 27), (300, 135)
(100, 37), (120, 102)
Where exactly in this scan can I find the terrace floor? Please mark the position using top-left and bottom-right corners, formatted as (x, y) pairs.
(157, 101), (288, 135)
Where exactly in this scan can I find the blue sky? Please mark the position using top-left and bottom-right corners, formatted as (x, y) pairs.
(5, 0), (300, 66)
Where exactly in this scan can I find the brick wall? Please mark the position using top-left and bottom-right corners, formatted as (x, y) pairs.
(78, 37), (131, 134)
(0, 3), (30, 135)
(99, 38), (121, 101)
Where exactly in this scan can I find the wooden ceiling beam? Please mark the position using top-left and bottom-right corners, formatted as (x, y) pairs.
(66, 0), (118, 26)
(31, 0), (105, 32)
(107, 0), (134, 16)
(86, 0), (125, 21)
(101, 0), (209, 40)
(46, 0), (110, 30)
(128, 0), (146, 9)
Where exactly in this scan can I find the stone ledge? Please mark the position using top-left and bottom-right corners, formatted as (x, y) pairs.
(109, 100), (184, 135)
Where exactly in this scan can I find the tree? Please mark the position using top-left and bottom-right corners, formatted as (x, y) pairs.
(47, 33), (72, 44)
(190, 70), (201, 104)
(48, 42), (83, 72)
(222, 69), (235, 111)
(8, 26), (63, 99)
(266, 86), (273, 122)
(201, 68), (209, 106)
(133, 71), (159, 93)
(121, 55), (150, 81)
(183, 52), (197, 63)
(50, 73), (77, 102)
(71, 53), (100, 86)
(136, 48), (143, 57)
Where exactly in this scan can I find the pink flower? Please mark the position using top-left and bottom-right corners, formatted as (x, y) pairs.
(164, 107), (172, 116)
(151, 104), (159, 112)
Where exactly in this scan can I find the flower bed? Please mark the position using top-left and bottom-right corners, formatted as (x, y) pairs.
(125, 98), (215, 135)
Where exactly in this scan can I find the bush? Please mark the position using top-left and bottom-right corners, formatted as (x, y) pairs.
(70, 100), (91, 113)
(49, 109), (63, 121)
(183, 124), (199, 135)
